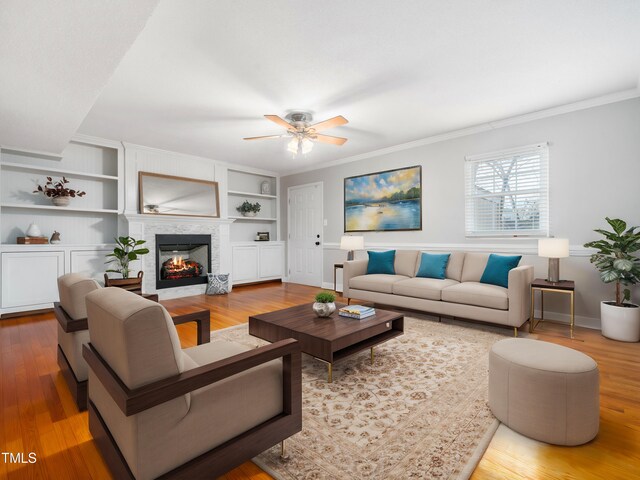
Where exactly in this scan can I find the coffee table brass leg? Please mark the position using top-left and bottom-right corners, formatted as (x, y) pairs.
(280, 440), (289, 460)
(328, 363), (333, 383)
(370, 347), (374, 365)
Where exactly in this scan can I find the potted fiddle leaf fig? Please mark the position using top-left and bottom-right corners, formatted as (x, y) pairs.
(104, 236), (150, 290)
(584, 217), (640, 342)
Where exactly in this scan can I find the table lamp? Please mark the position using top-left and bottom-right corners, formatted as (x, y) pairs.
(340, 235), (364, 261)
(538, 238), (569, 283)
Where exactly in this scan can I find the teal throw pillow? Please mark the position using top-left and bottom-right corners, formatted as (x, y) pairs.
(367, 250), (396, 275)
(479, 254), (522, 288)
(416, 252), (450, 279)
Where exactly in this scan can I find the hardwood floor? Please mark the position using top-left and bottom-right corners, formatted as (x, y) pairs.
(1, 282), (639, 479)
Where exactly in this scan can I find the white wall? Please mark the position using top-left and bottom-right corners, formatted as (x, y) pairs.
(280, 98), (640, 328)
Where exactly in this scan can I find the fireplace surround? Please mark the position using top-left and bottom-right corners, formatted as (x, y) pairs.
(155, 234), (211, 289)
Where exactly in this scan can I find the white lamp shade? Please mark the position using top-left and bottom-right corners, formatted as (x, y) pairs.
(340, 235), (364, 251)
(538, 238), (569, 258)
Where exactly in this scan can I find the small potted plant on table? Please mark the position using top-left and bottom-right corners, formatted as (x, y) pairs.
(236, 201), (261, 217)
(584, 217), (640, 342)
(313, 291), (336, 318)
(104, 236), (150, 293)
(33, 176), (86, 207)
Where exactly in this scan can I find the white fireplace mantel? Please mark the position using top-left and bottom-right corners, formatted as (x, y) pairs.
(122, 214), (234, 299)
(123, 214), (235, 225)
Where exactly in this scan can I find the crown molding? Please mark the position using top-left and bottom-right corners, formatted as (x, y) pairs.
(0, 144), (63, 159)
(71, 133), (123, 150)
(283, 88), (640, 176)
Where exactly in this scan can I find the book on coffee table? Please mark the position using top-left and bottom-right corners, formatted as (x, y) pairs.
(339, 305), (375, 319)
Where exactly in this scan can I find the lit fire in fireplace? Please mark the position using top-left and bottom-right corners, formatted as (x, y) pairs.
(172, 256), (185, 269)
(161, 256), (203, 280)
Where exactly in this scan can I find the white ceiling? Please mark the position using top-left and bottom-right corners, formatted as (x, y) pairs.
(0, 0), (159, 154)
(6, 1), (640, 171)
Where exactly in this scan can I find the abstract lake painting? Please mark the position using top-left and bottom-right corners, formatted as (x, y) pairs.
(344, 165), (422, 232)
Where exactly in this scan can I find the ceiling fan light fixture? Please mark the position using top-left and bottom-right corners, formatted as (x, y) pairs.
(287, 138), (299, 154)
(301, 138), (313, 154)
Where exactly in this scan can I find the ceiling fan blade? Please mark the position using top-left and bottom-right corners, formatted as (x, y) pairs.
(309, 115), (349, 132)
(264, 115), (297, 131)
(313, 134), (348, 146)
(243, 135), (283, 141)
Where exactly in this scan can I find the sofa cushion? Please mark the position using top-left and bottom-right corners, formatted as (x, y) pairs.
(461, 253), (490, 283)
(350, 274), (409, 294)
(441, 282), (509, 310)
(480, 254), (522, 288)
(393, 277), (459, 300)
(395, 250), (420, 277)
(417, 251), (465, 281)
(416, 252), (450, 279)
(367, 250), (396, 275)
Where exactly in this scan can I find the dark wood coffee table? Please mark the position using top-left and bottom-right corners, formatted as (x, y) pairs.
(249, 303), (404, 382)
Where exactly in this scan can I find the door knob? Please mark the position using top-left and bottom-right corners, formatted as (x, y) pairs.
(315, 241), (320, 246)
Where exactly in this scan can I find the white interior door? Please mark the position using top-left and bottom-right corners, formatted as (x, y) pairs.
(287, 182), (323, 287)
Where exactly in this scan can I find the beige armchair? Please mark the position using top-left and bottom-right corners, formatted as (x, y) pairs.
(82, 288), (302, 480)
(55, 273), (210, 410)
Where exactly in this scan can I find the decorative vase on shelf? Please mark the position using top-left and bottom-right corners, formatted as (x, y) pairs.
(26, 222), (42, 237)
(242, 211), (257, 217)
(312, 302), (336, 318)
(51, 196), (70, 207)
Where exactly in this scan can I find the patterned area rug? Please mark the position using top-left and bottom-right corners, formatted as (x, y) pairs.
(212, 316), (513, 479)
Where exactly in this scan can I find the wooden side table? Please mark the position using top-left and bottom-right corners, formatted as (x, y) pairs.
(334, 263), (344, 293)
(529, 278), (575, 338)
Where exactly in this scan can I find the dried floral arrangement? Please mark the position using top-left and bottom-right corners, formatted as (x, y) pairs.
(33, 177), (86, 198)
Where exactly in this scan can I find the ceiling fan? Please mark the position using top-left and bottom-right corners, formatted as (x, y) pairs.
(243, 111), (348, 155)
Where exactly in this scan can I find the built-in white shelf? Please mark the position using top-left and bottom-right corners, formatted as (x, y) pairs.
(227, 190), (277, 199)
(228, 215), (277, 221)
(0, 161), (119, 180)
(1, 203), (118, 214)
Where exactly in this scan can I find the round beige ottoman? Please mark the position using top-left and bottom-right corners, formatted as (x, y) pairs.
(489, 338), (599, 446)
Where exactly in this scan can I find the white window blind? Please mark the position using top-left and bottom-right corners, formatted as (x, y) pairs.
(464, 143), (549, 237)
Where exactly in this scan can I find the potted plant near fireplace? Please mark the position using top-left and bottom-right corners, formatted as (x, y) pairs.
(584, 217), (640, 342)
(104, 236), (149, 293)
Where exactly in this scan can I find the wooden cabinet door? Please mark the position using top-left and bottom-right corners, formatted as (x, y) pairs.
(1, 251), (65, 308)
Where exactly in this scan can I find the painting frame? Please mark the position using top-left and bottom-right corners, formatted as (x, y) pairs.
(344, 165), (422, 232)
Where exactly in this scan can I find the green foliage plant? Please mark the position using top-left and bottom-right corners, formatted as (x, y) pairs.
(315, 291), (336, 303)
(583, 217), (640, 306)
(236, 201), (261, 214)
(105, 236), (150, 279)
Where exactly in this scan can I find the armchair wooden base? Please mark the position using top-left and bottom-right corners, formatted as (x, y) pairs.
(88, 401), (301, 480)
(84, 338), (302, 479)
(57, 345), (87, 410)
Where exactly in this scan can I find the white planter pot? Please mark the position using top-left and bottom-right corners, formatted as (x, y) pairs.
(51, 196), (70, 207)
(600, 301), (640, 342)
(312, 302), (336, 318)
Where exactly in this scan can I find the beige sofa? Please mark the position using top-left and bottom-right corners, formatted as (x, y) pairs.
(343, 250), (534, 334)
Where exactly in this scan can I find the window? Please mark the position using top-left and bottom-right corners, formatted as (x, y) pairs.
(464, 143), (549, 237)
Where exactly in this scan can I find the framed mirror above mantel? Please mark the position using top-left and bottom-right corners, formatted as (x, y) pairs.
(138, 171), (220, 218)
